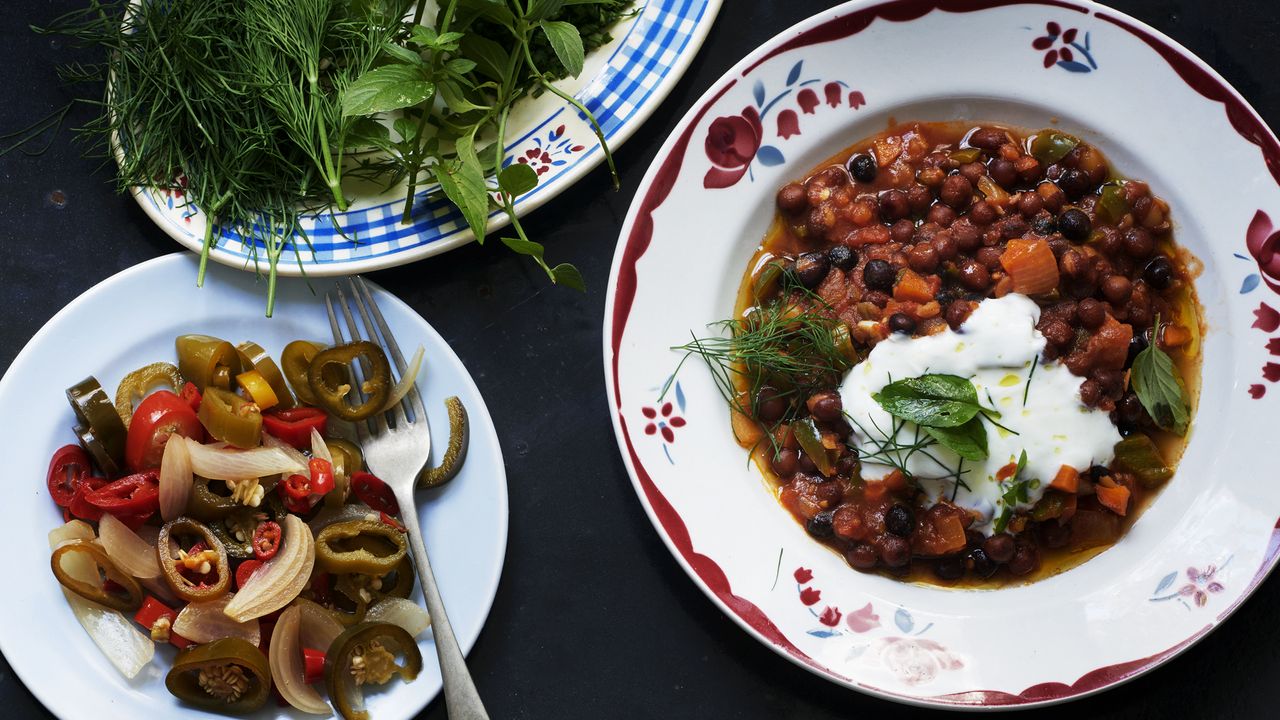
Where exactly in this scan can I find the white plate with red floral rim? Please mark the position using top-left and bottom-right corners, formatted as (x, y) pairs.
(604, 0), (1280, 710)
(0, 253), (507, 719)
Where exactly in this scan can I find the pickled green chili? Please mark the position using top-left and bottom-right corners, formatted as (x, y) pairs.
(66, 376), (127, 477)
(324, 622), (422, 720)
(315, 519), (407, 576)
(186, 477), (241, 522)
(113, 362), (184, 428)
(198, 387), (263, 449)
(307, 342), (391, 421)
(1030, 130), (1078, 165)
(281, 340), (324, 406)
(420, 397), (469, 489)
(50, 540), (144, 612)
(1113, 435), (1173, 488)
(1096, 182), (1130, 225)
(236, 341), (296, 410)
(157, 517), (231, 602)
(176, 335), (240, 392)
(793, 417), (836, 476)
(165, 638), (271, 713)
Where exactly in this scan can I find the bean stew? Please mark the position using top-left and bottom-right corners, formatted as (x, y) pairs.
(715, 122), (1201, 586)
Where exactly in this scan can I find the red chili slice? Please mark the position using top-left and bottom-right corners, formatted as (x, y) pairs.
(302, 647), (326, 685)
(236, 559), (264, 590)
(282, 473), (311, 500)
(351, 472), (399, 516)
(309, 458), (334, 495)
(85, 470), (160, 515)
(262, 407), (327, 449)
(68, 476), (109, 521)
(47, 444), (91, 507)
(277, 482), (313, 514)
(252, 521), (282, 561)
(180, 381), (203, 412)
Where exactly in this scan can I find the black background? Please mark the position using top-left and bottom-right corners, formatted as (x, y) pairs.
(2, 1), (1278, 718)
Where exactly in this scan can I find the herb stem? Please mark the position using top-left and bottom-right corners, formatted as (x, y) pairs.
(520, 41), (618, 189)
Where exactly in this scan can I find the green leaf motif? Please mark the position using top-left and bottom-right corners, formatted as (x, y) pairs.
(498, 162), (538, 197)
(873, 374), (984, 428)
(1131, 332), (1190, 436)
(341, 64), (434, 117)
(540, 20), (585, 78)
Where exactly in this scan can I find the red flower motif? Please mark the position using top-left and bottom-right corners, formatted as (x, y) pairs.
(1251, 384), (1267, 399)
(1269, 338), (1280, 355)
(797, 88), (819, 114)
(1063, 28), (1078, 44)
(818, 606), (842, 627)
(1043, 49), (1059, 68)
(1059, 47), (1074, 63)
(703, 106), (762, 189)
(777, 109), (800, 139)
(1032, 21), (1082, 69)
(848, 91), (865, 109)
(823, 82), (842, 107)
(793, 567), (813, 584)
(1253, 302), (1280, 332)
(799, 587), (821, 606)
(641, 402), (686, 443)
(1246, 210), (1280, 295)
(1264, 363), (1280, 382)
(516, 148), (555, 176)
(845, 602), (880, 633)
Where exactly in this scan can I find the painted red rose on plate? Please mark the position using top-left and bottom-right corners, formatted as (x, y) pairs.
(703, 106), (762, 189)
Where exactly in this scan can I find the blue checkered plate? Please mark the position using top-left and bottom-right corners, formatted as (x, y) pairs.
(130, 0), (721, 277)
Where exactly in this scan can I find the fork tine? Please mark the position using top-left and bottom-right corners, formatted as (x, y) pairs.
(326, 293), (372, 445)
(356, 277), (427, 421)
(336, 283), (390, 436)
(348, 278), (410, 427)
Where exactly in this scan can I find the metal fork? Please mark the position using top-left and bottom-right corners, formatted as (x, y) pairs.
(325, 277), (489, 720)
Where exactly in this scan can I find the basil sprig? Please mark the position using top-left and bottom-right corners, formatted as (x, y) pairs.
(872, 374), (997, 461)
(1130, 317), (1191, 436)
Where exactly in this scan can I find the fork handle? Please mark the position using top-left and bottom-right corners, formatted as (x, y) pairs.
(394, 485), (490, 720)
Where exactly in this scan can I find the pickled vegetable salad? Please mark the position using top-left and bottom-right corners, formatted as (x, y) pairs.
(45, 333), (470, 718)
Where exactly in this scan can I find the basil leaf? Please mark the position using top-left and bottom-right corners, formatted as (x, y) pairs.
(873, 374), (983, 428)
(460, 34), (510, 81)
(1131, 336), (1190, 436)
(923, 417), (988, 461)
(498, 163), (538, 197)
(500, 236), (544, 260)
(528, 0), (567, 21)
(432, 133), (490, 242)
(341, 64), (434, 117)
(540, 20), (585, 78)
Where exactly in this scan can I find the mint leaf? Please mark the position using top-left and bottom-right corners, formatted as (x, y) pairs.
(500, 236), (545, 260)
(873, 374), (983, 428)
(341, 64), (434, 117)
(1131, 321), (1190, 436)
(551, 263), (585, 292)
(432, 133), (490, 242)
(540, 20), (585, 77)
(924, 417), (988, 461)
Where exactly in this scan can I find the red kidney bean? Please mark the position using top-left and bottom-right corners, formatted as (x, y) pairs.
(940, 175), (974, 209)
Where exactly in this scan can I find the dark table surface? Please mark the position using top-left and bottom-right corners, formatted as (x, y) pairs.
(2, 1), (1278, 718)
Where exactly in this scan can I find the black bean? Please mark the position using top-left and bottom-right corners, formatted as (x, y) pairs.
(807, 391), (843, 422)
(794, 251), (830, 288)
(1031, 214), (1057, 236)
(847, 543), (878, 570)
(885, 504), (914, 537)
(1127, 332), (1149, 366)
(1144, 255), (1174, 290)
(933, 555), (965, 580)
(888, 313), (916, 335)
(877, 535), (911, 567)
(1123, 228), (1155, 258)
(806, 510), (835, 539)
(983, 534), (1015, 563)
(1058, 208), (1092, 241)
(849, 153), (877, 183)
(1088, 465), (1111, 480)
(827, 244), (857, 271)
(863, 259), (896, 292)
(1058, 169), (1093, 199)
(756, 386), (787, 422)
(940, 175), (974, 209)
(969, 547), (997, 578)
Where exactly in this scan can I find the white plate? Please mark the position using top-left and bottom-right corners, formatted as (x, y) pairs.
(138, 0), (721, 277)
(0, 252), (508, 719)
(605, 0), (1280, 709)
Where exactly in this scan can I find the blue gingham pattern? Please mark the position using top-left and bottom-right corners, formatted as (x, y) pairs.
(146, 0), (716, 266)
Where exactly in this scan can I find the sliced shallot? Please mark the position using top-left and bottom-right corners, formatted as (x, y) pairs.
(174, 593), (260, 645)
(159, 434), (193, 521)
(381, 344), (425, 411)
(183, 436), (304, 480)
(270, 605), (332, 714)
(224, 514), (314, 622)
(97, 512), (161, 579)
(365, 596), (432, 637)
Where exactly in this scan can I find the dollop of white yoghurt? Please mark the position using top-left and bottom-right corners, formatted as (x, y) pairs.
(838, 294), (1121, 535)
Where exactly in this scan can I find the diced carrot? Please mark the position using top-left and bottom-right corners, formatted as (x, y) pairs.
(1000, 238), (1060, 295)
(1050, 465), (1080, 493)
(863, 480), (888, 504)
(893, 269), (935, 304)
(1095, 482), (1131, 516)
(1161, 323), (1192, 348)
(882, 469), (908, 493)
(872, 135), (903, 165)
(933, 513), (968, 555)
(995, 461), (1018, 482)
